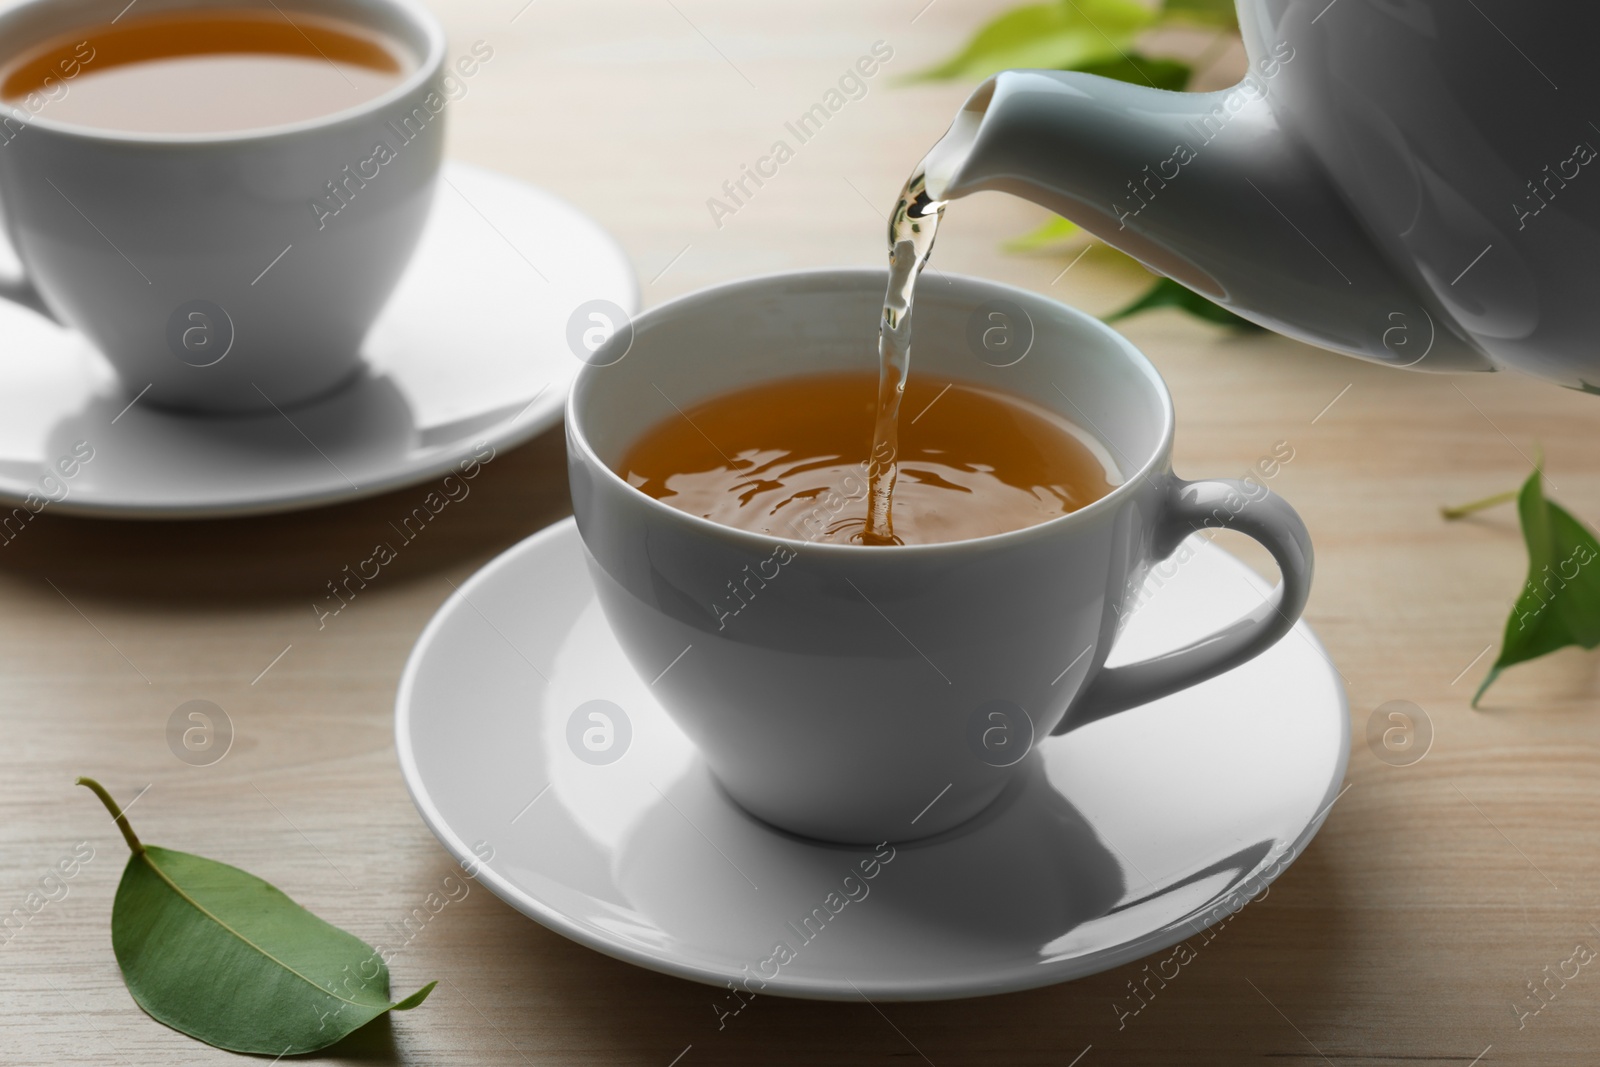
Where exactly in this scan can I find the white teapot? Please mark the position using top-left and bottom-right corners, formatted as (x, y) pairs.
(924, 0), (1595, 387)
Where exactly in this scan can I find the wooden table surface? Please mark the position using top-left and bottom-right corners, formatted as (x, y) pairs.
(5, 2), (1600, 1064)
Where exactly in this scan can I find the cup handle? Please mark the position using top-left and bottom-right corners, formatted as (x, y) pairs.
(1054, 476), (1315, 733)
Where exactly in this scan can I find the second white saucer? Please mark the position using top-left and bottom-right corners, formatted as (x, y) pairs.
(396, 518), (1350, 1001)
(0, 163), (637, 518)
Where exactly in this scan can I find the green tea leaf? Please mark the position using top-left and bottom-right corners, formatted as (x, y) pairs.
(1160, 0), (1240, 28)
(1104, 276), (1264, 330)
(911, 0), (1156, 82)
(77, 777), (434, 1056)
(1004, 215), (1082, 252)
(1073, 52), (1192, 91)
(1464, 470), (1600, 705)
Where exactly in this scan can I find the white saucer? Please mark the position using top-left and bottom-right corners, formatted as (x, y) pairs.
(0, 163), (636, 518)
(396, 518), (1349, 1001)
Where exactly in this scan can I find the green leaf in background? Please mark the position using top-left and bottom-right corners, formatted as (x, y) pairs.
(77, 777), (434, 1056)
(1162, 0), (1241, 27)
(911, 0), (1156, 83)
(1004, 216), (1082, 252)
(1440, 471), (1600, 705)
(1104, 276), (1263, 330)
(1075, 52), (1193, 91)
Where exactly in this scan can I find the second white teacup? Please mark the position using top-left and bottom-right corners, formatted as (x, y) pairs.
(0, 0), (448, 413)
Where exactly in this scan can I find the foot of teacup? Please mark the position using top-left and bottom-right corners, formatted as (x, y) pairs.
(132, 359), (369, 417)
(710, 768), (1014, 845)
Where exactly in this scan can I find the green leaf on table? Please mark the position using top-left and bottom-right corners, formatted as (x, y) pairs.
(1160, 0), (1241, 28)
(911, 0), (1156, 82)
(1447, 470), (1600, 705)
(1104, 276), (1263, 330)
(77, 777), (434, 1056)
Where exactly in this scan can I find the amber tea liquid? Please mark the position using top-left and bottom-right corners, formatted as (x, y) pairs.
(0, 8), (409, 134)
(619, 371), (1117, 547)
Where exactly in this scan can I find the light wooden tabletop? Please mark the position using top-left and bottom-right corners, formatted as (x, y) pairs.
(5, 2), (1599, 1064)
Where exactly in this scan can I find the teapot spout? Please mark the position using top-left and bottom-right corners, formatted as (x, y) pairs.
(932, 70), (1491, 371)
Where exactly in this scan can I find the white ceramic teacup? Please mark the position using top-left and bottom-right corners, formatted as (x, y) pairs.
(567, 269), (1314, 844)
(0, 0), (447, 413)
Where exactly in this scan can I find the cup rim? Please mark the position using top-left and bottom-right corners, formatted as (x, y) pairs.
(0, 0), (446, 144)
(568, 267), (1177, 556)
